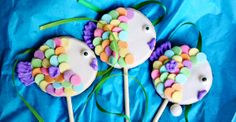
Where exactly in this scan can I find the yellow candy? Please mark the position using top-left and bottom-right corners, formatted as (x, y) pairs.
(42, 59), (50, 68)
(59, 63), (70, 73)
(64, 88), (77, 96)
(154, 78), (161, 86)
(153, 61), (162, 69)
(40, 45), (49, 52)
(95, 45), (103, 55)
(171, 91), (183, 102)
(39, 81), (49, 92)
(109, 32), (118, 41)
(189, 48), (199, 56)
(97, 20), (106, 29)
(61, 37), (69, 47)
(168, 74), (176, 80)
(110, 20), (120, 26)
(119, 48), (128, 57)
(172, 55), (182, 63)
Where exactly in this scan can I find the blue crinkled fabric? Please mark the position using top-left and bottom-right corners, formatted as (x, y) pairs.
(0, 0), (236, 122)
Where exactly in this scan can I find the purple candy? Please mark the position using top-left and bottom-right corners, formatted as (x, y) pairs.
(165, 60), (178, 73)
(147, 38), (156, 50)
(48, 66), (60, 78)
(17, 61), (34, 86)
(105, 46), (112, 56)
(90, 58), (98, 71)
(197, 90), (207, 100)
(164, 79), (175, 88)
(46, 84), (55, 95)
(127, 9), (134, 19)
(63, 70), (75, 81)
(183, 60), (192, 69)
(34, 50), (45, 59)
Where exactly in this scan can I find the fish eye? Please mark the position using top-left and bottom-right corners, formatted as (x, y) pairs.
(81, 50), (89, 57)
(199, 76), (207, 82)
(143, 24), (151, 32)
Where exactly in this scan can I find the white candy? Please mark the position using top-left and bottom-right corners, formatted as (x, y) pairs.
(170, 104), (182, 117)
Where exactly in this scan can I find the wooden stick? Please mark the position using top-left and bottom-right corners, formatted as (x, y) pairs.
(153, 99), (169, 122)
(66, 96), (74, 122)
(123, 67), (130, 122)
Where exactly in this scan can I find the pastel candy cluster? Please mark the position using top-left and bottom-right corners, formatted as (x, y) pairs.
(30, 37), (84, 97)
(151, 45), (207, 102)
(84, 7), (135, 67)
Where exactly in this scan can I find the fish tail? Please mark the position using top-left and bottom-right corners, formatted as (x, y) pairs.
(83, 21), (97, 49)
(17, 61), (34, 86)
(150, 41), (172, 62)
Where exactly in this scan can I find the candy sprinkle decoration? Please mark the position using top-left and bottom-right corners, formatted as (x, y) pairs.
(17, 37), (98, 97)
(150, 42), (212, 103)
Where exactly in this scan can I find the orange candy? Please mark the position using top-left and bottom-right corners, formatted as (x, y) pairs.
(159, 55), (168, 62)
(164, 88), (175, 98)
(55, 47), (65, 55)
(102, 40), (110, 48)
(103, 24), (114, 31)
(125, 54), (134, 64)
(32, 68), (41, 77)
(54, 74), (64, 82)
(177, 63), (183, 69)
(116, 7), (127, 16)
(118, 41), (128, 48)
(45, 75), (54, 83)
(172, 83), (182, 91)
(100, 52), (109, 62)
(181, 54), (190, 60)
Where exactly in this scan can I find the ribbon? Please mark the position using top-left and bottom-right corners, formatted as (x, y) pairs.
(167, 22), (203, 51)
(12, 49), (44, 122)
(184, 105), (192, 122)
(77, 0), (103, 13)
(133, 0), (167, 26)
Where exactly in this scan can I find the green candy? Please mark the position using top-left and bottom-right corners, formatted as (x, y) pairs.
(34, 74), (44, 84)
(31, 58), (42, 68)
(110, 41), (118, 51)
(190, 56), (197, 64)
(119, 23), (128, 30)
(45, 48), (55, 58)
(108, 10), (119, 19)
(108, 56), (117, 65)
(92, 37), (102, 46)
(180, 67), (191, 76)
(61, 81), (72, 88)
(172, 46), (182, 55)
(58, 54), (69, 63)
(118, 57), (127, 67)
(160, 72), (169, 82)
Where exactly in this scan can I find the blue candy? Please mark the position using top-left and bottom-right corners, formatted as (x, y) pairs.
(160, 65), (167, 73)
(164, 50), (175, 58)
(53, 82), (62, 89)
(101, 14), (112, 23)
(175, 74), (187, 84)
(45, 39), (56, 48)
(50, 55), (59, 66)
(196, 52), (207, 62)
(119, 31), (128, 41)
(156, 83), (164, 95)
(102, 31), (110, 40)
(73, 85), (84, 92)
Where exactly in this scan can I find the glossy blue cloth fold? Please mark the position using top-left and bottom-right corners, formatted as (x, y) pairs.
(0, 0), (236, 121)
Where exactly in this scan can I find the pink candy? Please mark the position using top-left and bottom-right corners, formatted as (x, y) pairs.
(34, 50), (44, 59)
(46, 84), (55, 95)
(126, 9), (134, 19)
(64, 70), (74, 81)
(181, 45), (190, 54)
(151, 70), (160, 80)
(118, 16), (129, 23)
(112, 27), (122, 32)
(70, 75), (81, 86)
(54, 38), (61, 47)
(41, 68), (49, 75)
(55, 88), (64, 96)
(183, 60), (192, 68)
(94, 29), (104, 37)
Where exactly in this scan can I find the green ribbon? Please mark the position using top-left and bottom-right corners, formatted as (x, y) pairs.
(168, 22), (203, 51)
(77, 0), (103, 13)
(184, 105), (192, 122)
(133, 0), (167, 26)
(39, 17), (99, 30)
(12, 49), (44, 122)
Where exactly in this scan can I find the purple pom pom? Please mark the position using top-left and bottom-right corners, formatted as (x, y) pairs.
(17, 61), (34, 86)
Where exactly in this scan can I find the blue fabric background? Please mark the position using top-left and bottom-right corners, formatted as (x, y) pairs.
(0, 0), (236, 122)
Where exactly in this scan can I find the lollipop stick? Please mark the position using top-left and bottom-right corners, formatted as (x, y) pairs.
(66, 96), (74, 122)
(123, 67), (130, 122)
(153, 99), (169, 122)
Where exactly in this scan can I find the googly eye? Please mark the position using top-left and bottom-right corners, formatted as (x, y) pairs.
(199, 76), (207, 82)
(143, 24), (151, 32)
(81, 50), (89, 57)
